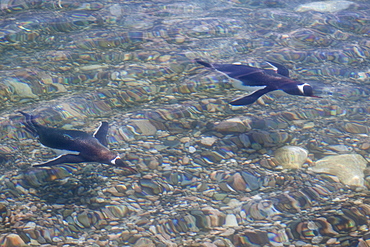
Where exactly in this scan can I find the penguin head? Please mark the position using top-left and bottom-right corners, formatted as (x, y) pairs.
(297, 83), (314, 96)
(282, 83), (314, 97)
(111, 156), (125, 166)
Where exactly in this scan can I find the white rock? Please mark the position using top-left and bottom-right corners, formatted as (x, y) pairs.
(189, 146), (196, 153)
(6, 79), (38, 99)
(296, 1), (354, 13)
(214, 117), (252, 133)
(310, 154), (367, 186)
(273, 146), (308, 169)
(24, 222), (36, 231)
(223, 214), (238, 227)
(129, 119), (157, 136)
(200, 136), (217, 147)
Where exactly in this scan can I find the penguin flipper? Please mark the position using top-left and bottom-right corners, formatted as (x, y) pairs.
(93, 122), (109, 147)
(229, 87), (273, 106)
(266, 61), (290, 77)
(195, 59), (213, 68)
(33, 154), (85, 167)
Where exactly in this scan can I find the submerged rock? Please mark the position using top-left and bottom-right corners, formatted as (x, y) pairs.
(214, 117), (252, 133)
(310, 154), (368, 187)
(0, 234), (27, 247)
(296, 1), (354, 13)
(272, 146), (308, 169)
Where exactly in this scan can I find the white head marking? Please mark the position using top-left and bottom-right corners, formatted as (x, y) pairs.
(297, 83), (310, 95)
(111, 156), (120, 165)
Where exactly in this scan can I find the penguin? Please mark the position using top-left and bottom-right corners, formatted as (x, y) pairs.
(18, 111), (137, 172)
(195, 59), (318, 105)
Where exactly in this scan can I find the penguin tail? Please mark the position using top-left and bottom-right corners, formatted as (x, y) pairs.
(195, 59), (213, 69)
(18, 111), (39, 136)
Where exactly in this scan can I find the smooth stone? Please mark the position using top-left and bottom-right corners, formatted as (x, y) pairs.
(220, 228), (235, 237)
(223, 214), (238, 227)
(273, 146), (308, 169)
(0, 234), (27, 247)
(201, 151), (224, 163)
(200, 137), (217, 147)
(302, 121), (315, 129)
(163, 138), (180, 148)
(296, 0), (354, 13)
(189, 146), (196, 153)
(327, 144), (351, 153)
(360, 143), (370, 150)
(231, 173), (246, 191)
(129, 119), (157, 135)
(134, 237), (155, 247)
(343, 122), (369, 134)
(213, 193), (228, 201)
(23, 221), (36, 231)
(77, 212), (92, 228)
(6, 79), (38, 99)
(310, 154), (367, 186)
(214, 117), (251, 133)
(79, 64), (109, 71)
(239, 133), (251, 148)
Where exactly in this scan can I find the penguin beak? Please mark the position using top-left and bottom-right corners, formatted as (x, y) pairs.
(112, 157), (137, 173)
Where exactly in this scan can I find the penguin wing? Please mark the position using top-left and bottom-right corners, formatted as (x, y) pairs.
(229, 86), (274, 105)
(93, 122), (109, 147)
(266, 61), (290, 77)
(33, 154), (86, 167)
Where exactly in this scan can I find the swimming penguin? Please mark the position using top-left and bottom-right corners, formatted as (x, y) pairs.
(18, 111), (137, 172)
(195, 59), (318, 105)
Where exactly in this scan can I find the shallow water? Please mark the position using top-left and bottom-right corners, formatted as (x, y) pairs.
(1, 0), (370, 246)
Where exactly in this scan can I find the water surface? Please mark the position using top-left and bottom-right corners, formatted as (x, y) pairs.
(1, 0), (370, 246)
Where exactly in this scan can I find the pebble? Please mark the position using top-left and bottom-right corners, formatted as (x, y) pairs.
(0, 234), (26, 247)
(360, 143), (370, 150)
(6, 79), (38, 99)
(327, 145), (351, 153)
(130, 120), (157, 135)
(310, 154), (367, 186)
(223, 214), (238, 227)
(302, 122), (315, 129)
(273, 146), (308, 169)
(189, 146), (196, 153)
(200, 137), (217, 147)
(134, 238), (155, 247)
(180, 137), (191, 143)
(214, 117), (251, 133)
(23, 221), (36, 231)
(79, 64), (109, 71)
(220, 228), (235, 237)
(296, 0), (354, 13)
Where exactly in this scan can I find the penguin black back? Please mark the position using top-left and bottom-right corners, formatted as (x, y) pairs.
(18, 111), (137, 173)
(19, 111), (94, 152)
(195, 59), (317, 105)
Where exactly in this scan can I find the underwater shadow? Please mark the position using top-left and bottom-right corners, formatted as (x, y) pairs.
(17, 164), (115, 209)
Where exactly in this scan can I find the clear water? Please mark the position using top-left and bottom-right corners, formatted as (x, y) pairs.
(1, 0), (370, 246)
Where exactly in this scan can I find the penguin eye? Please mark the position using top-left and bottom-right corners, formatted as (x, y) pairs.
(303, 85), (313, 96)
